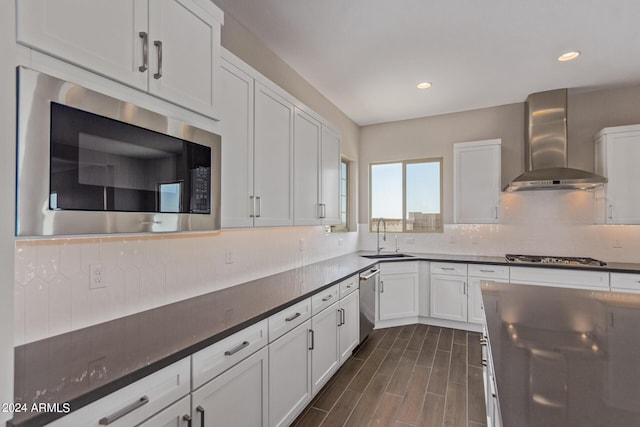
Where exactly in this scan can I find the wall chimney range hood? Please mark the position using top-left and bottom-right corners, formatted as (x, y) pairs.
(504, 89), (607, 191)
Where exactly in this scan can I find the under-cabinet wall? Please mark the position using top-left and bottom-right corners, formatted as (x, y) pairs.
(15, 226), (359, 346)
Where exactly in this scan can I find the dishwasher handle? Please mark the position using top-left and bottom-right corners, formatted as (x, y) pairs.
(360, 268), (380, 281)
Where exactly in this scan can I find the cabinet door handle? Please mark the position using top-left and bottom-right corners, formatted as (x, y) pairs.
(609, 205), (613, 219)
(249, 195), (255, 218)
(309, 329), (315, 350)
(463, 281), (467, 295)
(196, 406), (205, 427)
(341, 308), (345, 325)
(481, 341), (488, 366)
(285, 312), (301, 322)
(380, 280), (384, 293)
(138, 32), (148, 72)
(182, 414), (192, 427)
(153, 40), (163, 79)
(99, 396), (149, 425)
(224, 341), (250, 356)
(321, 204), (326, 218)
(322, 294), (334, 302)
(495, 205), (498, 219)
(255, 196), (261, 217)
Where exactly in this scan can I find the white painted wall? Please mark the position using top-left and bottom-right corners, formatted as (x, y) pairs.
(0, 0), (15, 422)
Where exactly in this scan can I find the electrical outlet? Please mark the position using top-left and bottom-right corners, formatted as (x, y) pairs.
(90, 264), (106, 289)
(448, 235), (457, 244)
(337, 238), (343, 247)
(299, 238), (305, 252)
(613, 240), (623, 248)
(225, 249), (234, 264)
(406, 238), (416, 245)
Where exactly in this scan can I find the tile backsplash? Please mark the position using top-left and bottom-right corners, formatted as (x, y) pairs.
(15, 226), (359, 345)
(360, 189), (640, 263)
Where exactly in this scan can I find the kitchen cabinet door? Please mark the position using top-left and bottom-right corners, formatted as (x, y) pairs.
(430, 274), (467, 322)
(294, 108), (322, 225)
(269, 320), (312, 427)
(147, 0), (222, 119)
(254, 82), (295, 227)
(321, 125), (342, 225)
(454, 139), (501, 224)
(379, 273), (419, 321)
(467, 277), (485, 325)
(338, 289), (360, 365)
(137, 396), (191, 427)
(192, 346), (268, 427)
(596, 125), (640, 224)
(311, 303), (340, 395)
(220, 57), (255, 228)
(17, 0), (148, 91)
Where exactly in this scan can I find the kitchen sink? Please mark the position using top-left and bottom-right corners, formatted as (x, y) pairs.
(362, 253), (415, 259)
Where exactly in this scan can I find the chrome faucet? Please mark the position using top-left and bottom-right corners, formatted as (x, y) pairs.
(376, 217), (387, 254)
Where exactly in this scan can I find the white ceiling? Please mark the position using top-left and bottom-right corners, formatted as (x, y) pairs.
(214, 0), (640, 126)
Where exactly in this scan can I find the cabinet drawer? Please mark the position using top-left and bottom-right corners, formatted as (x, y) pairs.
(468, 264), (509, 280)
(268, 298), (312, 342)
(312, 284), (339, 315)
(510, 267), (609, 290)
(192, 319), (268, 390)
(47, 358), (190, 427)
(339, 274), (359, 299)
(611, 273), (640, 293)
(380, 261), (418, 274)
(431, 262), (467, 276)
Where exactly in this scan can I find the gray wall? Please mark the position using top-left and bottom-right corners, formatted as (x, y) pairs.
(1, 0), (15, 421)
(359, 85), (640, 225)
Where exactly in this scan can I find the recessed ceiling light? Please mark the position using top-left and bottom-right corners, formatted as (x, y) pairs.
(558, 51), (580, 62)
(417, 82), (432, 90)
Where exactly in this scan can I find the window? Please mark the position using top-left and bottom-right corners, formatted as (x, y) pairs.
(370, 158), (442, 232)
(328, 158), (349, 232)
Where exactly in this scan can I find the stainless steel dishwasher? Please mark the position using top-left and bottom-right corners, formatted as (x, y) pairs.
(359, 265), (380, 343)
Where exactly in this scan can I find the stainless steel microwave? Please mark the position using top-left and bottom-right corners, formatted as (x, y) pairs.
(16, 67), (221, 236)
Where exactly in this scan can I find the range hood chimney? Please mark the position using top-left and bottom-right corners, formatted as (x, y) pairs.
(504, 89), (607, 191)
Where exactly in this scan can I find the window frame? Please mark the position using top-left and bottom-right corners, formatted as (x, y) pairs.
(369, 157), (443, 233)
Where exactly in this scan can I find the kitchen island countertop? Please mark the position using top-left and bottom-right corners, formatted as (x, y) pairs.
(481, 281), (640, 426)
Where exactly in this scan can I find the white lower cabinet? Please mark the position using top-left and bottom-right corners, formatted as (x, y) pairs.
(137, 396), (191, 427)
(46, 358), (190, 427)
(311, 302), (340, 395)
(509, 267), (609, 290)
(430, 274), (467, 322)
(268, 320), (313, 427)
(192, 346), (268, 427)
(378, 262), (419, 321)
(338, 289), (360, 365)
(467, 264), (510, 325)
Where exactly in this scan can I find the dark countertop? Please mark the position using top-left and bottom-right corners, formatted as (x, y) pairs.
(10, 253), (376, 427)
(10, 250), (640, 426)
(481, 281), (640, 426)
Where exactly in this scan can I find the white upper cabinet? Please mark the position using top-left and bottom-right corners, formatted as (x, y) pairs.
(220, 58), (255, 228)
(595, 124), (640, 224)
(294, 108), (322, 225)
(254, 82), (295, 226)
(17, 0), (223, 118)
(147, 0), (222, 119)
(320, 125), (342, 225)
(454, 139), (501, 224)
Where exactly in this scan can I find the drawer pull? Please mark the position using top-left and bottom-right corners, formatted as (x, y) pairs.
(285, 312), (301, 322)
(196, 406), (205, 427)
(224, 341), (250, 356)
(99, 396), (149, 425)
(480, 269), (495, 273)
(322, 294), (334, 302)
(441, 267), (455, 271)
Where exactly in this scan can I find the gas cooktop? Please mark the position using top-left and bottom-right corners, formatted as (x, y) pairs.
(505, 254), (607, 267)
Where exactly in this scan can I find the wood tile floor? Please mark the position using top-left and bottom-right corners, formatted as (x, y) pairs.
(292, 325), (487, 427)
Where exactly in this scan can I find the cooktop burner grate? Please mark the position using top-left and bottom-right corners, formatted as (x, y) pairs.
(505, 254), (606, 267)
